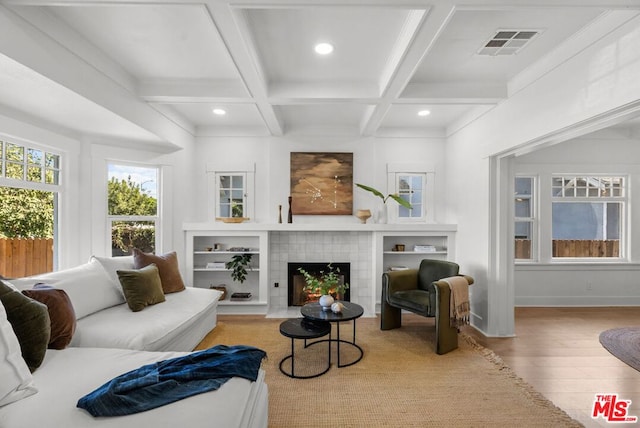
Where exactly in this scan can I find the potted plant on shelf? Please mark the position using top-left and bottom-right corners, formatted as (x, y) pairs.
(355, 183), (412, 224)
(225, 253), (253, 284)
(298, 264), (349, 310)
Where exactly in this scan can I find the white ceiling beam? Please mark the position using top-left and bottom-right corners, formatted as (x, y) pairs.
(204, 2), (283, 136)
(138, 79), (251, 102)
(402, 82), (507, 103)
(0, 4), (194, 148)
(361, 4), (457, 136)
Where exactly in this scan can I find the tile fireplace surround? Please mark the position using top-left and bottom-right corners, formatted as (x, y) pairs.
(183, 223), (456, 317)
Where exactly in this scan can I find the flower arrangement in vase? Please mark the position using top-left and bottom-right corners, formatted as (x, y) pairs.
(298, 264), (349, 310)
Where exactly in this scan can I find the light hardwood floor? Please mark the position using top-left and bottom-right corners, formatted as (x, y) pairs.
(466, 307), (640, 428)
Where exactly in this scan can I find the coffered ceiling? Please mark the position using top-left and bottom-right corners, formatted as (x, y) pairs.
(0, 1), (638, 149)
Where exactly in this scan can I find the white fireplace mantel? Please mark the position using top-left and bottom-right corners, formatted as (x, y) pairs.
(182, 222), (456, 233)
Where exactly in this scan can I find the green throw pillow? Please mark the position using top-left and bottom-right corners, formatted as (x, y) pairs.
(0, 281), (51, 372)
(117, 264), (166, 312)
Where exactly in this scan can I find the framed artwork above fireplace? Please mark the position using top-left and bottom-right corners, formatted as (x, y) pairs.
(290, 152), (353, 215)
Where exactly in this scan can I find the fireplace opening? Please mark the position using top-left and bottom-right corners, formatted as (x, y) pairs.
(287, 262), (350, 307)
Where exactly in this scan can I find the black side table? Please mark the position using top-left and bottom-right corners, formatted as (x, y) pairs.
(301, 301), (364, 368)
(279, 318), (331, 379)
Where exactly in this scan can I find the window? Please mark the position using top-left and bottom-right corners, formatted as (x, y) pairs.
(386, 165), (434, 223)
(0, 140), (60, 276)
(397, 174), (425, 220)
(1, 141), (60, 184)
(551, 176), (624, 258)
(107, 164), (159, 256)
(514, 176), (535, 260)
(216, 173), (246, 218)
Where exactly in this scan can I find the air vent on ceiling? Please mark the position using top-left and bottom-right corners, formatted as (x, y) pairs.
(477, 30), (539, 56)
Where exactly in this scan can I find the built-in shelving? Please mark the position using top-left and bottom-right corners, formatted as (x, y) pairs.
(184, 230), (268, 314)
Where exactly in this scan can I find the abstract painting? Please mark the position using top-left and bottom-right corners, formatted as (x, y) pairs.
(290, 152), (353, 215)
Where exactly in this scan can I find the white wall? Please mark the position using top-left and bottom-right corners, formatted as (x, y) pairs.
(193, 135), (447, 225)
(446, 13), (640, 336)
(514, 130), (640, 306)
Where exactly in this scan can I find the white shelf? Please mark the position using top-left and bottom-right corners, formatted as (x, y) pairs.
(194, 268), (260, 272)
(383, 251), (447, 255)
(194, 250), (259, 255)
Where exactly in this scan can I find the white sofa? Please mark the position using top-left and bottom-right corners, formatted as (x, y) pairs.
(0, 256), (268, 428)
(7, 256), (220, 351)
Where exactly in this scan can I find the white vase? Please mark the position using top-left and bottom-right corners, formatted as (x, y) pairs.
(377, 204), (388, 224)
(319, 294), (334, 311)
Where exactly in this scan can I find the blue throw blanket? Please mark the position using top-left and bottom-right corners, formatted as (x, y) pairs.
(77, 344), (266, 417)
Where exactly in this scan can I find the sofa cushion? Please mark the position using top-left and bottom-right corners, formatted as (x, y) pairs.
(22, 285), (76, 349)
(0, 281), (50, 372)
(6, 259), (125, 320)
(90, 255), (135, 297)
(133, 249), (185, 294)
(117, 264), (166, 312)
(0, 299), (38, 406)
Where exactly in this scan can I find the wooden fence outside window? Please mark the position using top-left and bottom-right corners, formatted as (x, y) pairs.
(0, 238), (53, 278)
(515, 239), (620, 259)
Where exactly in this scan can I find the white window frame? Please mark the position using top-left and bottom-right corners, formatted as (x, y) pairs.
(386, 163), (435, 223)
(0, 138), (61, 269)
(107, 163), (161, 255)
(514, 175), (537, 262)
(207, 162), (255, 222)
(550, 175), (626, 261)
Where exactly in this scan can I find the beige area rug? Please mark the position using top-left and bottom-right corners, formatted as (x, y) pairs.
(196, 315), (582, 428)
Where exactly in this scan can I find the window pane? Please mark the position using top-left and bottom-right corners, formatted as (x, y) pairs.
(27, 166), (42, 182)
(552, 202), (620, 257)
(111, 221), (155, 256)
(515, 199), (530, 217)
(219, 190), (231, 204)
(411, 175), (422, 190)
(45, 153), (59, 169)
(231, 201), (244, 217)
(515, 177), (532, 195)
(219, 204), (230, 217)
(231, 175), (243, 188)
(6, 162), (23, 179)
(219, 176), (230, 189)
(45, 169), (59, 185)
(107, 165), (158, 216)
(6, 143), (23, 162)
(28, 149), (43, 165)
(515, 222), (532, 259)
(0, 186), (56, 276)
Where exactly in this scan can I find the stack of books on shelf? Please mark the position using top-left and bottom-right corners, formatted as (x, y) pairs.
(230, 292), (252, 301)
(206, 261), (227, 269)
(414, 245), (437, 253)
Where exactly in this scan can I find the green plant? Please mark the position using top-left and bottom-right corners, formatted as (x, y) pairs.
(355, 183), (412, 209)
(225, 253), (253, 283)
(298, 264), (349, 296)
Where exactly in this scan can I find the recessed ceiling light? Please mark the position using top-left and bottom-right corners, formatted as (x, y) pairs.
(212, 108), (226, 116)
(418, 110), (431, 117)
(314, 43), (334, 55)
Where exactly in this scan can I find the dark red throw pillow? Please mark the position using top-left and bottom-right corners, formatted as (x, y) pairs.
(22, 284), (76, 349)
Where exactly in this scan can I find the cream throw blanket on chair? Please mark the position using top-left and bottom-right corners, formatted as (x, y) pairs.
(442, 276), (470, 328)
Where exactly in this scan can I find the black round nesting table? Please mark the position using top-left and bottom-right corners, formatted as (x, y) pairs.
(301, 301), (364, 368)
(279, 318), (331, 379)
